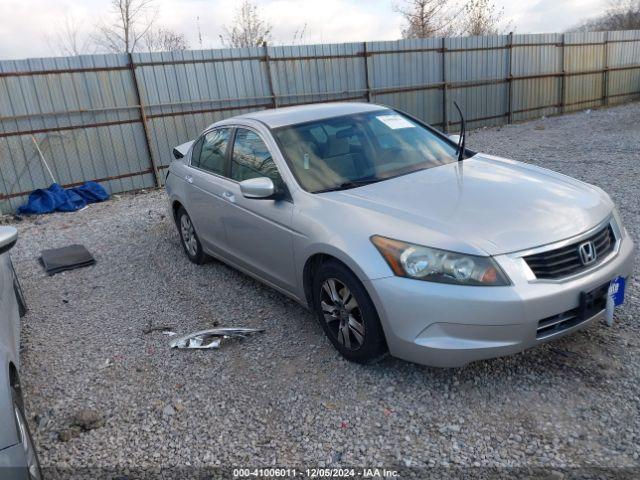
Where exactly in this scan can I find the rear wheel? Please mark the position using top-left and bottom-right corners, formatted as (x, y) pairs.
(176, 207), (207, 264)
(313, 261), (386, 363)
(12, 385), (42, 480)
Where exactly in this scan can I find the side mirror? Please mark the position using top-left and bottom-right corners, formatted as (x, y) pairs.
(0, 227), (18, 255)
(239, 177), (276, 199)
(448, 134), (461, 144)
(173, 140), (195, 160)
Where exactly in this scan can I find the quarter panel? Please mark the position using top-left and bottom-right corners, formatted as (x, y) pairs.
(0, 254), (19, 359)
(0, 253), (20, 450)
(0, 356), (19, 451)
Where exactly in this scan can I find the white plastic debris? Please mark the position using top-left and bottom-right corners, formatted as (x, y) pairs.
(97, 359), (111, 370)
(169, 327), (264, 350)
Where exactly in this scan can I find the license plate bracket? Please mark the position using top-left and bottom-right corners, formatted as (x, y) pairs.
(578, 282), (609, 320)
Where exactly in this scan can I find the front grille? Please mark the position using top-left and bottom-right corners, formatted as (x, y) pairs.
(524, 224), (615, 280)
(536, 283), (608, 339)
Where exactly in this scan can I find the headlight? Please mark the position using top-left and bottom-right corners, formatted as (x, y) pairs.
(612, 207), (627, 238)
(371, 235), (510, 286)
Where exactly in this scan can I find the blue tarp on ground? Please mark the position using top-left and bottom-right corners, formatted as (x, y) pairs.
(17, 182), (109, 215)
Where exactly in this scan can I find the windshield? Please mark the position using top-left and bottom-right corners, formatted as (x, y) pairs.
(273, 109), (460, 193)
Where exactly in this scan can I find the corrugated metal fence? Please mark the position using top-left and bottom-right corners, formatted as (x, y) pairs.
(1, 30), (639, 213)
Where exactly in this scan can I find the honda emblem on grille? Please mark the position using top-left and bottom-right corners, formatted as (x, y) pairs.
(578, 240), (597, 265)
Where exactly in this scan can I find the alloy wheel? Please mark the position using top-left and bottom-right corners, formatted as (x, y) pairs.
(180, 214), (198, 257)
(14, 404), (41, 480)
(320, 278), (365, 350)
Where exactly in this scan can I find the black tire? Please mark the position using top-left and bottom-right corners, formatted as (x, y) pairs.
(313, 260), (387, 363)
(176, 206), (207, 265)
(11, 384), (43, 480)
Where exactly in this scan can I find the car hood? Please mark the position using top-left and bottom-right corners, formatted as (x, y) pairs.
(324, 154), (613, 255)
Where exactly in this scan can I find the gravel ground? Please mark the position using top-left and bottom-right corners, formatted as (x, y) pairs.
(8, 102), (640, 477)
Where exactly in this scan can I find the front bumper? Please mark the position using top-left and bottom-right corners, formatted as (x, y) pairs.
(365, 234), (635, 368)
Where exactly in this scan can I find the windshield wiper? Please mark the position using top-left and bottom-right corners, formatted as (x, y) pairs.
(314, 178), (382, 193)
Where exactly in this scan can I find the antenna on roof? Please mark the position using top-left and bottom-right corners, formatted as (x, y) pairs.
(453, 101), (466, 162)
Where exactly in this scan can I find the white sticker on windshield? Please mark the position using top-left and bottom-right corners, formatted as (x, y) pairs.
(376, 114), (415, 130)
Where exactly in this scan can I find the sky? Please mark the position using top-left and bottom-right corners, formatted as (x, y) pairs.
(0, 0), (608, 60)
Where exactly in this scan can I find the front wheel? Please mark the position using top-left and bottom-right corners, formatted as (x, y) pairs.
(313, 261), (387, 363)
(176, 207), (207, 265)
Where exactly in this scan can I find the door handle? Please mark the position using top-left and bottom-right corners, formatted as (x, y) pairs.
(222, 191), (236, 203)
(185, 175), (193, 184)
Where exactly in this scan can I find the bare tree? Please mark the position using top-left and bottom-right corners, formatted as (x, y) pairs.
(196, 16), (204, 49)
(395, 0), (461, 38)
(219, 0), (272, 48)
(291, 23), (308, 45)
(459, 0), (508, 36)
(47, 15), (93, 56)
(570, 0), (640, 31)
(93, 0), (158, 53)
(143, 28), (190, 52)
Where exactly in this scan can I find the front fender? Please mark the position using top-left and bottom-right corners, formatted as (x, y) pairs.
(298, 242), (373, 285)
(292, 199), (396, 305)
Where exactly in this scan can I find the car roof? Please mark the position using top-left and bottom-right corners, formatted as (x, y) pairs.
(217, 102), (389, 129)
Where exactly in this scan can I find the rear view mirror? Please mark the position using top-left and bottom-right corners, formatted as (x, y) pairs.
(448, 134), (461, 144)
(239, 177), (276, 199)
(0, 227), (18, 255)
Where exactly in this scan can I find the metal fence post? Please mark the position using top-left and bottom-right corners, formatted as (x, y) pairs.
(507, 32), (514, 124)
(263, 42), (278, 108)
(363, 42), (371, 103)
(441, 37), (448, 133)
(560, 34), (566, 114)
(603, 31), (609, 106)
(128, 53), (161, 187)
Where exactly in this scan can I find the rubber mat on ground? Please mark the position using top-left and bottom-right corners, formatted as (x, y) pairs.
(40, 245), (96, 276)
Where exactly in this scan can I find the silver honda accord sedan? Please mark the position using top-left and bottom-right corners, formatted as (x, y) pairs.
(165, 102), (634, 367)
(0, 227), (42, 479)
